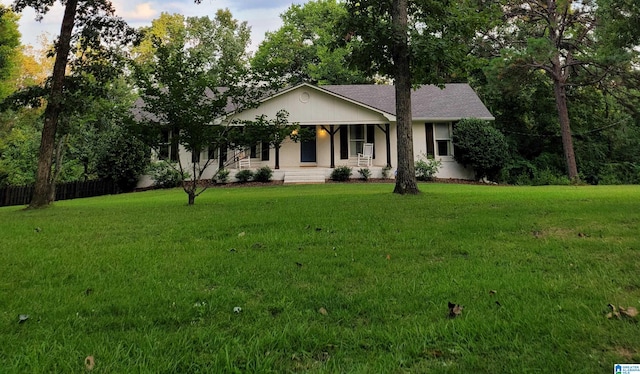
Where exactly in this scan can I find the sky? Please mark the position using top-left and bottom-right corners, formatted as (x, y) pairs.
(0, 0), (310, 52)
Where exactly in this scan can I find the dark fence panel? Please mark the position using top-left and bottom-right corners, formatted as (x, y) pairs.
(0, 179), (120, 207)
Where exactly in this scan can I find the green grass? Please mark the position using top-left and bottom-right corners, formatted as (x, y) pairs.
(1, 183), (639, 373)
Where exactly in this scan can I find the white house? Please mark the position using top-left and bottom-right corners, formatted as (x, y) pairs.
(138, 82), (494, 185)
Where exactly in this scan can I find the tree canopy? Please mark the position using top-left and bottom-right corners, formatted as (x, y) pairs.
(132, 10), (265, 205)
(252, 0), (371, 86)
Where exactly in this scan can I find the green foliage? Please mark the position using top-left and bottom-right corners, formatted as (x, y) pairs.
(133, 10), (265, 204)
(216, 168), (230, 184)
(453, 118), (509, 182)
(500, 155), (571, 186)
(330, 165), (352, 181)
(357, 168), (371, 181)
(253, 166), (273, 183)
(342, 0), (499, 84)
(414, 153), (442, 181)
(234, 169), (253, 183)
(96, 127), (150, 192)
(0, 112), (40, 186)
(0, 7), (21, 100)
(251, 0), (371, 85)
(381, 165), (392, 179)
(596, 162), (640, 185)
(148, 162), (185, 189)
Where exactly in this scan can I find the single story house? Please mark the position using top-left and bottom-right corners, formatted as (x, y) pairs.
(138, 82), (494, 185)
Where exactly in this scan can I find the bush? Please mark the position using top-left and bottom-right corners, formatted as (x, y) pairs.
(96, 128), (150, 192)
(330, 166), (352, 181)
(148, 162), (186, 188)
(381, 166), (392, 179)
(235, 169), (254, 183)
(415, 154), (442, 181)
(216, 169), (230, 184)
(253, 166), (273, 182)
(358, 168), (371, 181)
(453, 118), (509, 182)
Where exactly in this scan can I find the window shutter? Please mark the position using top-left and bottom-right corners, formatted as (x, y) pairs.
(340, 126), (348, 159)
(261, 142), (270, 161)
(191, 147), (201, 163)
(366, 124), (375, 158)
(425, 123), (435, 158)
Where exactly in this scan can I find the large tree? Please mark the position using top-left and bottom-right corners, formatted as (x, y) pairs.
(343, 0), (493, 194)
(133, 10), (264, 205)
(252, 0), (371, 86)
(492, 0), (637, 182)
(10, 0), (132, 208)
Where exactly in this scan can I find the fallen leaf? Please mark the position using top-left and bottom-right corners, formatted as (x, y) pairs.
(315, 227), (322, 232)
(386, 254), (391, 260)
(607, 304), (621, 319)
(620, 306), (639, 318)
(318, 307), (328, 316)
(295, 262), (303, 268)
(34, 227), (41, 233)
(448, 302), (463, 318)
(489, 290), (497, 295)
(238, 232), (245, 237)
(18, 314), (29, 323)
(85, 356), (95, 371)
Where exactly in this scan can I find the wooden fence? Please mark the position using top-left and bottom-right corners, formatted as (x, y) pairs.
(0, 179), (120, 207)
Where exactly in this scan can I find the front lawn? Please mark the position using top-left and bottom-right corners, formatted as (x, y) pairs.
(1, 183), (638, 372)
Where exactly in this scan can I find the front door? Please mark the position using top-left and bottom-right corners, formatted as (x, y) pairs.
(300, 126), (317, 163)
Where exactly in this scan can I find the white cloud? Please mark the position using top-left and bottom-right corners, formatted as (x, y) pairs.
(117, 2), (158, 21)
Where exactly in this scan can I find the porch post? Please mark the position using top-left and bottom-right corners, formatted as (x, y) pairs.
(322, 125), (337, 168)
(377, 123), (393, 168)
(385, 123), (392, 168)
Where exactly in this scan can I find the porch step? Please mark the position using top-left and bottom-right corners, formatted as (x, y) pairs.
(283, 170), (326, 184)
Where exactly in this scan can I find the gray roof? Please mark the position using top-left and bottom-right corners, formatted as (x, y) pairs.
(321, 83), (494, 120)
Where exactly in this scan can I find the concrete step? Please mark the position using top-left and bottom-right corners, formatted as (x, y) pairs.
(283, 170), (326, 184)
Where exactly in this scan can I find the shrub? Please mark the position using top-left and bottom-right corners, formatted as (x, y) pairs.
(235, 169), (254, 183)
(330, 166), (352, 181)
(253, 166), (273, 182)
(381, 166), (392, 179)
(148, 162), (186, 189)
(96, 128), (150, 192)
(453, 118), (509, 182)
(357, 168), (371, 181)
(415, 154), (442, 181)
(216, 169), (230, 184)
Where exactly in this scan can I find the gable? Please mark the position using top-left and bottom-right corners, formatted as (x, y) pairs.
(233, 85), (392, 125)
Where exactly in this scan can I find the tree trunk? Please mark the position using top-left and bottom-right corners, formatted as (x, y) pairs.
(391, 0), (419, 195)
(552, 78), (579, 182)
(48, 134), (68, 202)
(188, 191), (195, 205)
(275, 146), (280, 169)
(28, 0), (79, 208)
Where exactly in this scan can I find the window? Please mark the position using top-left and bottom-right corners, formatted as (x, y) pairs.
(349, 125), (365, 156)
(159, 129), (178, 162)
(207, 144), (218, 160)
(434, 123), (453, 157)
(348, 124), (375, 157)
